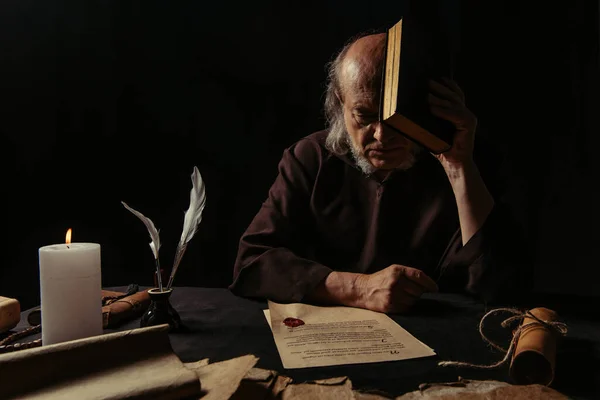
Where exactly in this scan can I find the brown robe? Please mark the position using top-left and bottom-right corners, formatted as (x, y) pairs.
(230, 130), (529, 303)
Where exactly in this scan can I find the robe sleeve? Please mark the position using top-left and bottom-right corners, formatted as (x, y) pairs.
(435, 148), (533, 304)
(229, 141), (332, 303)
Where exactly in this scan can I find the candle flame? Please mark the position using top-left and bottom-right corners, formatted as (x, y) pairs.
(65, 228), (72, 245)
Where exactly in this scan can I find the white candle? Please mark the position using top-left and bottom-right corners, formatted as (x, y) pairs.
(38, 230), (102, 345)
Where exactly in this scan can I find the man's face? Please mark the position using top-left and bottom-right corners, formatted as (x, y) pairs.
(342, 88), (414, 171)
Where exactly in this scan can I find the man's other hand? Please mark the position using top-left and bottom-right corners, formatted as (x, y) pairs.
(357, 265), (438, 313)
(428, 77), (477, 169)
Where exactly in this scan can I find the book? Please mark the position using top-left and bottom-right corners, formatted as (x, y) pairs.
(380, 1), (461, 154)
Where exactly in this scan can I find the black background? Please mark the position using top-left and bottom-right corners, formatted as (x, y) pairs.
(1, 1), (599, 309)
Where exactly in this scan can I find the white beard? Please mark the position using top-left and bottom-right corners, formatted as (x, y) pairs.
(347, 137), (377, 175)
(346, 134), (419, 175)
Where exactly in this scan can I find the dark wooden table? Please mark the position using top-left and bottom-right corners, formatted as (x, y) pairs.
(13, 287), (600, 399)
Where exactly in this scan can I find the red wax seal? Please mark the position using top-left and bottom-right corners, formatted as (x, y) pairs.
(283, 317), (305, 328)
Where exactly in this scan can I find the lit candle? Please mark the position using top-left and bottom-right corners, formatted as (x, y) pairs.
(38, 229), (103, 345)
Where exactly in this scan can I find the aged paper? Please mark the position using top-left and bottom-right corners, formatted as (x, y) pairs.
(266, 301), (435, 369)
(0, 324), (201, 400)
(280, 376), (355, 400)
(186, 354), (258, 400)
(397, 379), (569, 400)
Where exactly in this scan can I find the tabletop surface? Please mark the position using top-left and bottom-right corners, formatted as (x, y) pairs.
(13, 286), (600, 399)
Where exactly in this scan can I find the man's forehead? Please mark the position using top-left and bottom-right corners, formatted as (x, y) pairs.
(344, 71), (380, 108)
(339, 35), (385, 107)
(341, 61), (380, 104)
(350, 92), (379, 111)
(342, 57), (363, 84)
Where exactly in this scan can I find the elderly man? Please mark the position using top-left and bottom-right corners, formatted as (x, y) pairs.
(229, 33), (528, 313)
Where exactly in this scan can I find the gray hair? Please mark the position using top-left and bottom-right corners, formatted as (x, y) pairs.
(324, 31), (383, 155)
(324, 33), (364, 155)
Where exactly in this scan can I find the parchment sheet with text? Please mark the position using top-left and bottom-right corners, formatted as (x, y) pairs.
(265, 301), (436, 369)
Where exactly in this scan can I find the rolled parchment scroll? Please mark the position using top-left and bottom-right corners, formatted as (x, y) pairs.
(102, 290), (151, 328)
(510, 307), (561, 385)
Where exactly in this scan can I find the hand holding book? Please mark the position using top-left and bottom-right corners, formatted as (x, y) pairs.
(427, 77), (477, 168)
(379, 1), (461, 154)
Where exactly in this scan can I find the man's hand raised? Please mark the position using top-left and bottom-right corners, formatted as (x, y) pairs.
(356, 265), (438, 313)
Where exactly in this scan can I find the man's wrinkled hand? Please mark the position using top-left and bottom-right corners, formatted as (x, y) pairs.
(428, 77), (477, 169)
(357, 264), (438, 314)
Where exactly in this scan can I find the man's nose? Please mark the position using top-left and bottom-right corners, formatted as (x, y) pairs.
(373, 122), (394, 144)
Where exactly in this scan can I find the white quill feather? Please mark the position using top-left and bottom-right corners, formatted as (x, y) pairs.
(122, 201), (164, 290)
(121, 201), (161, 259)
(167, 166), (206, 288)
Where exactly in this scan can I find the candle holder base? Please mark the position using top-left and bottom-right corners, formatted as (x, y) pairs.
(140, 288), (183, 332)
